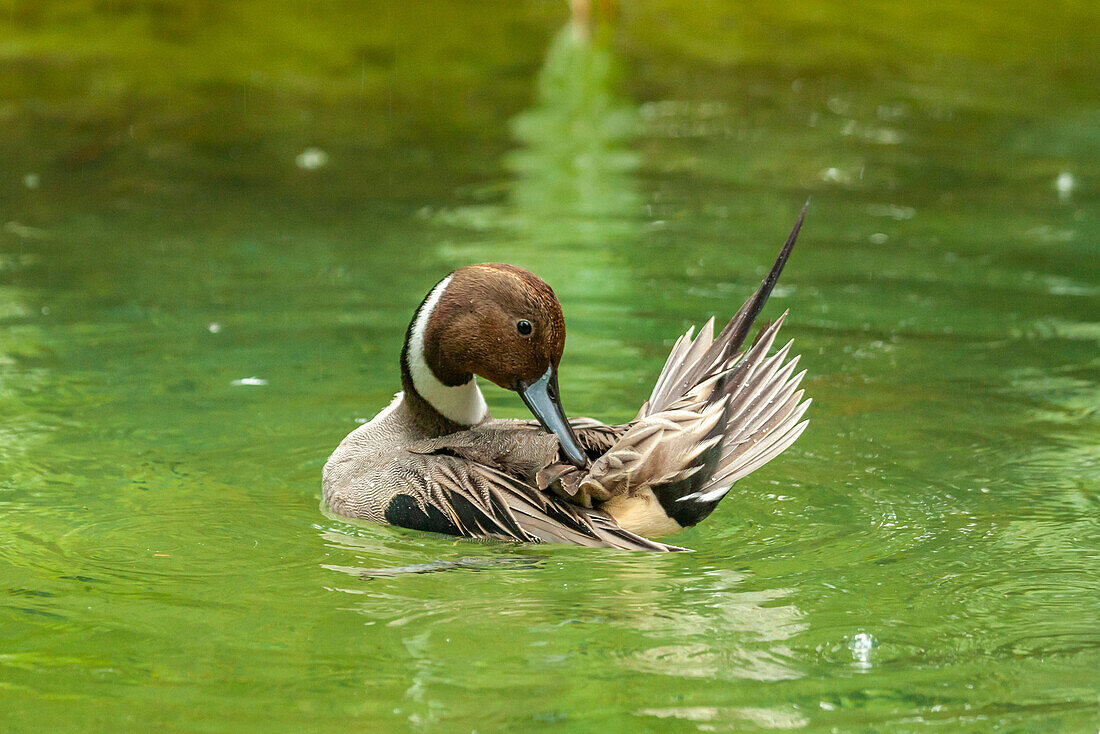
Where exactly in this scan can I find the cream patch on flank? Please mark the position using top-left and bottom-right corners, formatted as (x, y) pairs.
(407, 275), (489, 426)
(603, 488), (683, 538)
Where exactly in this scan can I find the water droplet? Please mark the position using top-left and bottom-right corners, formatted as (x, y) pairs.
(295, 147), (329, 170)
(820, 167), (854, 184)
(1055, 171), (1074, 202)
(848, 632), (877, 665)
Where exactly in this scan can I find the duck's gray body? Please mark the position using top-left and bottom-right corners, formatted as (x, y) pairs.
(323, 395), (678, 550)
(324, 400), (556, 525)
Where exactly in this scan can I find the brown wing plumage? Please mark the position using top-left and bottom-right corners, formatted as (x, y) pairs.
(570, 417), (629, 456)
(515, 416), (628, 459)
(386, 453), (686, 551)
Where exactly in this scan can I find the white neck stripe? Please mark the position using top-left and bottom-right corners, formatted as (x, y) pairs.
(407, 275), (488, 426)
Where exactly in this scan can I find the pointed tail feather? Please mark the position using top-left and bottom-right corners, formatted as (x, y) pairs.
(712, 200), (808, 366)
(641, 201), (808, 417)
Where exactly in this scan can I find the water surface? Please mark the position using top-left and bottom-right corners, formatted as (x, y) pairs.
(2, 1), (1098, 730)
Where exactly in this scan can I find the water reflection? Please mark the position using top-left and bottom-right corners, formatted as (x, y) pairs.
(637, 704), (809, 730)
(621, 567), (805, 683)
(505, 22), (641, 251)
(322, 523), (807, 728)
(434, 19), (642, 309)
(323, 526), (803, 655)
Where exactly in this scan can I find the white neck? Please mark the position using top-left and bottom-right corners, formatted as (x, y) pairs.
(406, 275), (489, 426)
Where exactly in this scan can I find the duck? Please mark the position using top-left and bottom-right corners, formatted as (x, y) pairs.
(323, 204), (811, 552)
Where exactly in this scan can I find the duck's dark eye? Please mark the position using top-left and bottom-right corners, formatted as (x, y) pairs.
(516, 319), (533, 336)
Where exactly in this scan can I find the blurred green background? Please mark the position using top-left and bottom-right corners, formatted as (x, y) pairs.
(1, 1), (1098, 731)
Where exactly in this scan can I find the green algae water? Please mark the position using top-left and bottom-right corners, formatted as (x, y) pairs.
(2, 1), (1098, 730)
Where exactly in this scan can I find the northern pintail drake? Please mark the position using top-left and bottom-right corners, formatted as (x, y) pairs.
(323, 205), (811, 551)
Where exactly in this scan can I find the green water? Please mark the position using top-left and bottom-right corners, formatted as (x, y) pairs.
(2, 1), (1098, 730)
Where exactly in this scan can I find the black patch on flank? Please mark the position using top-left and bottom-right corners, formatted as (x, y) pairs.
(652, 474), (722, 528)
(384, 492), (498, 538)
(659, 488), (722, 529)
(448, 492), (495, 535)
(385, 494), (461, 536)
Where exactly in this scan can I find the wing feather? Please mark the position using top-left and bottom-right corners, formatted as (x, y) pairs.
(404, 455), (687, 551)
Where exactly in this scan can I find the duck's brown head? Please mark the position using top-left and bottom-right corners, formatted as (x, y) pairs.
(401, 263), (588, 467)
